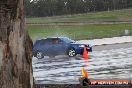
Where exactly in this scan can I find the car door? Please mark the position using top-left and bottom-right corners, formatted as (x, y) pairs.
(51, 38), (65, 55)
(41, 39), (53, 56)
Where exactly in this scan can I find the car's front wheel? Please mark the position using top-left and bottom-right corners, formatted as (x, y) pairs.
(67, 48), (76, 57)
(36, 51), (44, 59)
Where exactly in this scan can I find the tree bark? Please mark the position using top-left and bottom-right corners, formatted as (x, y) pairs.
(0, 0), (33, 88)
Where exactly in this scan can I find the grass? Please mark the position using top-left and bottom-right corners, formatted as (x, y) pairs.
(26, 9), (132, 24)
(27, 23), (132, 41)
(27, 9), (132, 41)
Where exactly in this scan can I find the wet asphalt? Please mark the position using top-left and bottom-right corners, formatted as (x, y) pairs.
(32, 42), (132, 84)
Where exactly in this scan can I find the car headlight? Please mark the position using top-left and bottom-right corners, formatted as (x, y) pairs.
(79, 45), (85, 47)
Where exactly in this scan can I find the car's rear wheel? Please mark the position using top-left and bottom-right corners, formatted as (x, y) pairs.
(36, 51), (44, 59)
(67, 48), (76, 57)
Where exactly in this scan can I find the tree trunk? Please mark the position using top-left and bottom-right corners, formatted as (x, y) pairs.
(0, 0), (33, 88)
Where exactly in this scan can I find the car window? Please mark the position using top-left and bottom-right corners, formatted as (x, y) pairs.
(62, 38), (75, 43)
(39, 39), (52, 45)
(52, 38), (59, 44)
(58, 39), (63, 44)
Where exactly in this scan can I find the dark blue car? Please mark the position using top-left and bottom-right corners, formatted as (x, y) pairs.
(33, 37), (92, 59)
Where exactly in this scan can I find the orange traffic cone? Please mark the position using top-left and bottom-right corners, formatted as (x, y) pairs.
(81, 67), (89, 78)
(85, 70), (89, 78)
(83, 47), (88, 60)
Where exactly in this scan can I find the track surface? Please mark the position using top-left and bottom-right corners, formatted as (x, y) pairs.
(32, 43), (132, 84)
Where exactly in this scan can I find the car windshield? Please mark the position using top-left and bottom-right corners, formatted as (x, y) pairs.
(62, 38), (75, 43)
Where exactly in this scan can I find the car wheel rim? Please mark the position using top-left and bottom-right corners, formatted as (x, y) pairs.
(36, 52), (43, 59)
(69, 49), (75, 57)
